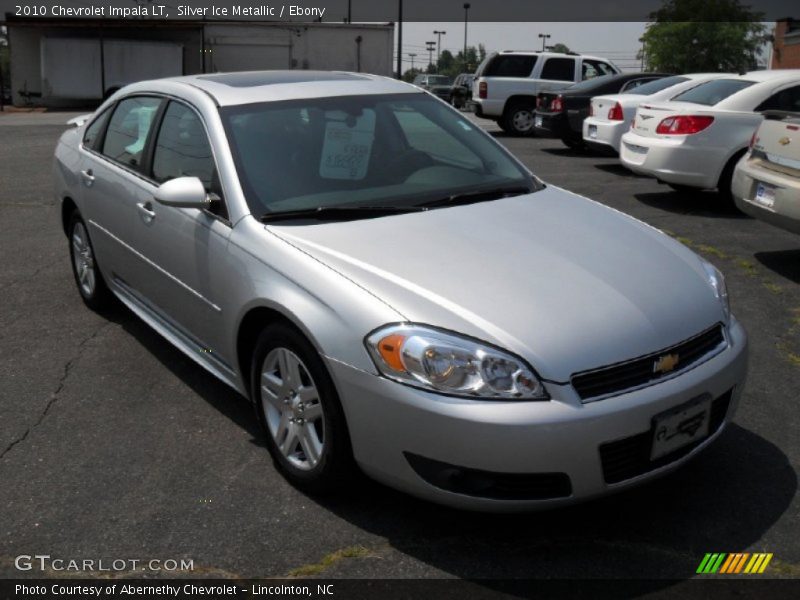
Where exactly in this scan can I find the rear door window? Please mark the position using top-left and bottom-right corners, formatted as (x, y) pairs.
(540, 58), (576, 82)
(670, 79), (755, 106)
(102, 96), (162, 170)
(483, 55), (537, 78)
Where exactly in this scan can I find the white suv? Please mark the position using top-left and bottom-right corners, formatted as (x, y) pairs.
(472, 51), (620, 136)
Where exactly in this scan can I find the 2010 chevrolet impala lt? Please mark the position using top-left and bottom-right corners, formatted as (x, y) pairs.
(53, 71), (748, 511)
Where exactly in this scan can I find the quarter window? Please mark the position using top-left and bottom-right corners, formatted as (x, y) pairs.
(102, 97), (162, 169)
(83, 108), (110, 150)
(540, 58), (576, 82)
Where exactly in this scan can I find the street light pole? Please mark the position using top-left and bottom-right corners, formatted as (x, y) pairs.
(538, 33), (551, 52)
(463, 3), (471, 72)
(433, 30), (446, 72)
(396, 0), (403, 79)
(426, 41), (436, 73)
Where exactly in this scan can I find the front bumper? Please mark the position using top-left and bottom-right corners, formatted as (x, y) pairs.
(583, 117), (627, 153)
(732, 158), (800, 236)
(329, 319), (748, 511)
(619, 132), (722, 189)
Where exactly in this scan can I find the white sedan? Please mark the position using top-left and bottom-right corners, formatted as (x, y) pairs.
(620, 70), (800, 199)
(583, 73), (731, 154)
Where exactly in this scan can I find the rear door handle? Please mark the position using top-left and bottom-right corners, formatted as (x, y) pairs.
(80, 169), (95, 186)
(136, 201), (156, 223)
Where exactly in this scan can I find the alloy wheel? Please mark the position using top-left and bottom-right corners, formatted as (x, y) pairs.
(260, 347), (325, 471)
(71, 221), (96, 297)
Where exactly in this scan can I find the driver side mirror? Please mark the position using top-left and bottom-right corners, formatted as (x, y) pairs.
(154, 176), (215, 209)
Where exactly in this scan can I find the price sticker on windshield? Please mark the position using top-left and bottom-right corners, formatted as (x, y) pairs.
(320, 110), (376, 180)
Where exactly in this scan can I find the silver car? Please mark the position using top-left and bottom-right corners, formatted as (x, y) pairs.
(54, 71), (748, 511)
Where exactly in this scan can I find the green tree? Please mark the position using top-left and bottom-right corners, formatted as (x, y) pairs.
(451, 44), (487, 75)
(436, 49), (456, 74)
(640, 0), (768, 73)
(402, 67), (424, 83)
(549, 43), (572, 54)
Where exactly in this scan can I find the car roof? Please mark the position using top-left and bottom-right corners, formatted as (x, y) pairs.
(158, 71), (419, 106)
(495, 50), (610, 62)
(740, 69), (800, 82)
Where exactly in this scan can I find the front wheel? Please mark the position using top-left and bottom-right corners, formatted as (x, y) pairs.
(68, 211), (112, 311)
(251, 323), (355, 493)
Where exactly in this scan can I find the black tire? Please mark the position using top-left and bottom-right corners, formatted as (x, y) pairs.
(717, 151), (747, 207)
(250, 323), (355, 493)
(562, 138), (584, 150)
(667, 183), (698, 194)
(500, 100), (536, 136)
(68, 211), (112, 311)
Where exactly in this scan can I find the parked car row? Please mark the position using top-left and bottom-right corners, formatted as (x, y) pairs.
(525, 67), (800, 235)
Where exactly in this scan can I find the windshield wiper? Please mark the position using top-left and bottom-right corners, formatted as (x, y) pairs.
(419, 185), (534, 208)
(260, 205), (427, 223)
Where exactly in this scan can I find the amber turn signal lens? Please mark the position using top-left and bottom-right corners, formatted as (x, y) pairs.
(377, 334), (406, 372)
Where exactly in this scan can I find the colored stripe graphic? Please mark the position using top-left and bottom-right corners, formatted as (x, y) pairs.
(699, 553), (773, 574)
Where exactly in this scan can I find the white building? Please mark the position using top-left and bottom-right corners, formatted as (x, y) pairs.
(4, 16), (394, 107)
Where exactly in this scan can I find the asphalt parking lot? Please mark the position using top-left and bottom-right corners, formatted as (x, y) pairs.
(1, 110), (798, 585)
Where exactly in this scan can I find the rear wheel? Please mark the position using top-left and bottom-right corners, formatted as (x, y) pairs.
(562, 138), (584, 150)
(68, 211), (112, 311)
(717, 151), (747, 207)
(500, 101), (536, 136)
(251, 323), (355, 493)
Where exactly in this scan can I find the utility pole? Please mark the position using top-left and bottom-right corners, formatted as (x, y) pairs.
(538, 33), (551, 52)
(463, 3), (471, 72)
(395, 0), (403, 79)
(433, 30), (446, 72)
(409, 53), (417, 72)
(426, 41), (436, 73)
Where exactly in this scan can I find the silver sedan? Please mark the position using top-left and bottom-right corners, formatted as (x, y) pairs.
(53, 71), (747, 511)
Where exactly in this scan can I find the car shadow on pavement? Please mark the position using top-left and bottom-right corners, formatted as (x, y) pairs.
(635, 191), (750, 219)
(96, 300), (265, 447)
(540, 146), (599, 158)
(754, 249), (800, 285)
(593, 163), (650, 178)
(93, 302), (796, 590)
(316, 421), (795, 589)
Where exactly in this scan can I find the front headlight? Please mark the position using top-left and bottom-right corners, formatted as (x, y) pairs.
(701, 260), (730, 322)
(365, 324), (548, 400)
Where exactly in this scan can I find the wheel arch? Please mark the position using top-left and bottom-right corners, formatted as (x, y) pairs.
(716, 146), (749, 189)
(61, 196), (78, 236)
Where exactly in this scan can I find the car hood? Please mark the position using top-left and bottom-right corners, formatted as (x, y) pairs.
(268, 187), (725, 382)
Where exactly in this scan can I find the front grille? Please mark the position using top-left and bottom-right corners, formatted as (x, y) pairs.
(404, 453), (572, 501)
(572, 324), (726, 401)
(599, 389), (732, 484)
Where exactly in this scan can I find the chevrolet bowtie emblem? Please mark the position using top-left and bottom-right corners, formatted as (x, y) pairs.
(653, 353), (680, 374)
(778, 137), (791, 146)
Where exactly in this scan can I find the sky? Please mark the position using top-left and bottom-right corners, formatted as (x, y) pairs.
(397, 22), (650, 73)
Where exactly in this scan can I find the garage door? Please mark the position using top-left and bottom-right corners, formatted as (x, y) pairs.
(211, 43), (291, 72)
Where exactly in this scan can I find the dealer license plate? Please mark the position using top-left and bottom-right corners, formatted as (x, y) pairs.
(754, 182), (776, 209)
(535, 115), (543, 128)
(588, 124), (598, 139)
(650, 395), (711, 460)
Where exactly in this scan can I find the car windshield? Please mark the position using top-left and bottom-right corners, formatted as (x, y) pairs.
(670, 78), (755, 106)
(622, 75), (688, 95)
(428, 75), (452, 85)
(221, 92), (537, 217)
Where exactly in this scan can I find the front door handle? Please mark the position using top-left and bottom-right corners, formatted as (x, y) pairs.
(80, 169), (95, 187)
(136, 201), (157, 223)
